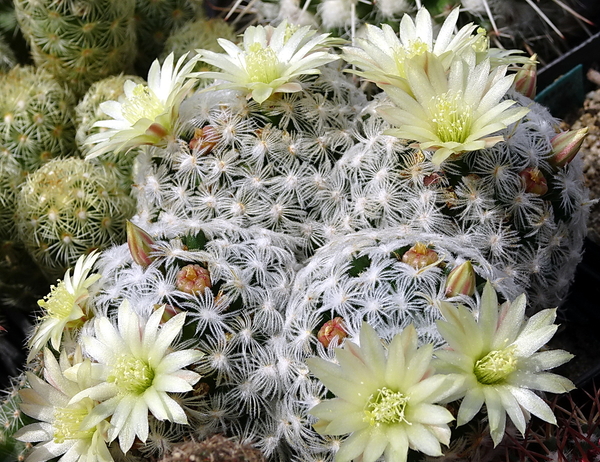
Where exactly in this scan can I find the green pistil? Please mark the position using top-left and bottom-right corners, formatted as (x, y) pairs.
(474, 346), (518, 385)
(364, 387), (410, 426)
(108, 354), (155, 395)
(246, 43), (281, 84)
(121, 84), (164, 125)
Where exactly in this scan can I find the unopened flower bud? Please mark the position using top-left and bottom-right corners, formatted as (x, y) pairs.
(549, 127), (588, 168)
(401, 242), (439, 269)
(519, 167), (548, 195)
(127, 221), (155, 268)
(154, 304), (181, 323)
(514, 55), (537, 99)
(318, 317), (347, 348)
(445, 261), (476, 297)
(189, 125), (219, 153)
(176, 264), (212, 295)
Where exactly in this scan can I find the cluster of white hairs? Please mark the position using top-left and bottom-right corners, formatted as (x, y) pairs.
(319, 90), (589, 311)
(91, 219), (302, 459)
(134, 65), (367, 257)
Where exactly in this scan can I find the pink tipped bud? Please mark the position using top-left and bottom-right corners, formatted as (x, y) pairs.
(549, 127), (588, 168)
(401, 242), (439, 269)
(176, 264), (212, 295)
(126, 221), (155, 267)
(318, 317), (347, 348)
(445, 261), (476, 297)
(519, 167), (548, 195)
(514, 55), (538, 99)
(154, 304), (181, 323)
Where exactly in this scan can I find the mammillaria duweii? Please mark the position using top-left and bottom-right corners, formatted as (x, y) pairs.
(4, 5), (591, 462)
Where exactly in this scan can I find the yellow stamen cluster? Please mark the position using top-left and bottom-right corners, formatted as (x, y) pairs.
(53, 399), (95, 443)
(38, 282), (74, 320)
(121, 85), (165, 125)
(474, 346), (518, 385)
(364, 387), (411, 426)
(245, 43), (281, 84)
(108, 354), (155, 395)
(429, 92), (473, 144)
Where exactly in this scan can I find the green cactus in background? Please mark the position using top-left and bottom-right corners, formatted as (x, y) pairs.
(0, 372), (31, 462)
(0, 65), (77, 173)
(75, 73), (146, 185)
(161, 16), (237, 73)
(14, 157), (136, 279)
(13, 0), (137, 97)
(134, 0), (197, 73)
(0, 35), (15, 73)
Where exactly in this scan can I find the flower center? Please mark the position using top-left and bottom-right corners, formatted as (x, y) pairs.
(364, 387), (410, 426)
(474, 346), (518, 385)
(39, 281), (75, 320)
(393, 39), (429, 77)
(121, 84), (165, 125)
(108, 354), (155, 395)
(246, 43), (281, 83)
(53, 399), (95, 443)
(429, 92), (473, 144)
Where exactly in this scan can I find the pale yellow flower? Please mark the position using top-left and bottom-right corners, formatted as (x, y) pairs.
(68, 300), (204, 453)
(308, 322), (463, 462)
(14, 348), (112, 462)
(85, 53), (201, 159)
(28, 252), (100, 363)
(434, 282), (575, 446)
(378, 53), (529, 165)
(198, 20), (339, 104)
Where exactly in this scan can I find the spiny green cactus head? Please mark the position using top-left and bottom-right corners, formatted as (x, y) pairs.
(134, 0), (197, 73)
(0, 372), (31, 460)
(15, 157), (135, 279)
(0, 65), (78, 173)
(0, 35), (15, 73)
(14, 0), (137, 97)
(161, 17), (237, 75)
(75, 73), (146, 184)
(0, 154), (24, 241)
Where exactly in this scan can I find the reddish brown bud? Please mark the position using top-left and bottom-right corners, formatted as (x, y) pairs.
(189, 125), (219, 153)
(176, 264), (212, 295)
(401, 242), (439, 269)
(519, 167), (548, 195)
(318, 317), (347, 348)
(445, 261), (476, 297)
(126, 221), (155, 268)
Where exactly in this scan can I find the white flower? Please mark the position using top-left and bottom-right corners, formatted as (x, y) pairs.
(342, 7), (483, 89)
(68, 300), (204, 453)
(377, 54), (529, 165)
(85, 53), (201, 159)
(434, 281), (575, 447)
(307, 322), (463, 462)
(198, 20), (339, 104)
(14, 348), (112, 462)
(28, 252), (101, 363)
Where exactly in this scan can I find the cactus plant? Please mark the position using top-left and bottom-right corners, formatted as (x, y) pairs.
(0, 65), (78, 174)
(13, 0), (137, 97)
(14, 157), (135, 279)
(134, 0), (197, 73)
(0, 35), (15, 72)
